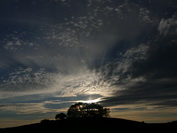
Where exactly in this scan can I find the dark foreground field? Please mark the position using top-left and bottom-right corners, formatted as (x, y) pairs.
(1, 118), (177, 132)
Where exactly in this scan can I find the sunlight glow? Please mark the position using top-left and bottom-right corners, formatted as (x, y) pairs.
(77, 98), (101, 103)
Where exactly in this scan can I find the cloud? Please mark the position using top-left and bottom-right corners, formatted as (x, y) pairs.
(158, 14), (177, 36)
(1, 0), (157, 71)
(0, 0), (163, 103)
(0, 93), (103, 118)
(3, 36), (38, 51)
(139, 8), (152, 23)
(1, 0), (155, 99)
(110, 104), (177, 123)
(0, 65), (116, 101)
(100, 12), (177, 108)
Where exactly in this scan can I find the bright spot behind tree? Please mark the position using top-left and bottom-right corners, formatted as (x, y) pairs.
(67, 102), (110, 118)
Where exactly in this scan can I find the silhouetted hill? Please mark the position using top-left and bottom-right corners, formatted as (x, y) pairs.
(1, 118), (177, 132)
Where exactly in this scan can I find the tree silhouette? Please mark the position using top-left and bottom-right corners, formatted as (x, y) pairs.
(67, 102), (110, 118)
(55, 113), (67, 120)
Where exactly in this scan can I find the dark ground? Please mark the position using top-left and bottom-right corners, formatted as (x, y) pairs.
(1, 118), (177, 132)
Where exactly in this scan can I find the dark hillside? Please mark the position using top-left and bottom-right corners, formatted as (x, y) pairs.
(1, 118), (177, 132)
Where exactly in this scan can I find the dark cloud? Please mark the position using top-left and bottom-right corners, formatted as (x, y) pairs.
(102, 80), (177, 106)
(100, 9), (177, 108)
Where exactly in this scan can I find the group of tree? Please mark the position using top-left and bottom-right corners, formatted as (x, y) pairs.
(55, 102), (110, 120)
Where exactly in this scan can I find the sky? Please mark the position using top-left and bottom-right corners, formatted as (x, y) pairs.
(0, 0), (177, 128)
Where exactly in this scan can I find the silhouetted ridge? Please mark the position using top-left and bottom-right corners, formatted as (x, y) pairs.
(1, 118), (177, 132)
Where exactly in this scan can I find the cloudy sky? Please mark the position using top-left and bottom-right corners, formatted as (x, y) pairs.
(0, 0), (177, 128)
